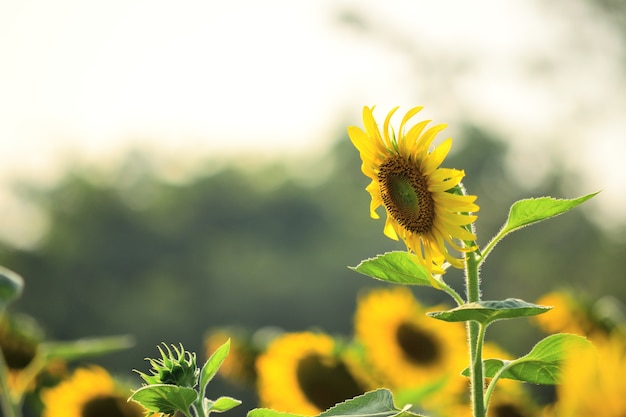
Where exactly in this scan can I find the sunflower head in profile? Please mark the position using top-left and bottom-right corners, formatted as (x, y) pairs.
(0, 311), (64, 396)
(41, 366), (149, 417)
(348, 106), (479, 274)
(354, 287), (467, 403)
(255, 331), (372, 416)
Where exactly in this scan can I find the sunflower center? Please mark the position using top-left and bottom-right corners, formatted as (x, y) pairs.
(396, 322), (440, 366)
(378, 156), (434, 234)
(81, 396), (143, 417)
(296, 353), (365, 411)
(0, 339), (37, 370)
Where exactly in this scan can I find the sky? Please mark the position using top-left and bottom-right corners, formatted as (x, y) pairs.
(1, 0), (625, 247)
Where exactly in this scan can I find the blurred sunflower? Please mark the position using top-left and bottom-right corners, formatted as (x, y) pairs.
(533, 290), (621, 342)
(533, 291), (592, 336)
(255, 331), (372, 416)
(353, 287), (467, 403)
(347, 106), (479, 274)
(0, 311), (65, 398)
(543, 335), (626, 417)
(41, 366), (147, 417)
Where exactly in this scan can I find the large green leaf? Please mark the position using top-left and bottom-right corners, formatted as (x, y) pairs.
(248, 390), (426, 417)
(498, 193), (598, 240)
(0, 265), (24, 309)
(462, 333), (591, 384)
(129, 384), (198, 415)
(427, 298), (551, 325)
(349, 252), (431, 287)
(319, 389), (424, 417)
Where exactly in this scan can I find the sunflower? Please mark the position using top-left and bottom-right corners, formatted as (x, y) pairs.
(532, 290), (618, 343)
(255, 332), (371, 416)
(544, 335), (626, 417)
(0, 311), (66, 398)
(41, 366), (148, 417)
(348, 106), (479, 273)
(353, 287), (467, 405)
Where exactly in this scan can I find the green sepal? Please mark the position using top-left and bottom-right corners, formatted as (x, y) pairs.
(0, 265), (24, 309)
(461, 333), (591, 384)
(128, 383), (198, 415)
(204, 396), (242, 414)
(248, 389), (427, 417)
(349, 252), (431, 287)
(427, 298), (551, 325)
(40, 335), (135, 361)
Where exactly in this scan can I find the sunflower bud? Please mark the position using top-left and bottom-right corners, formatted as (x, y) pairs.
(137, 343), (199, 388)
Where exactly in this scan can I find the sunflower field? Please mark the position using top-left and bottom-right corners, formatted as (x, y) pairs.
(1, 101), (625, 417)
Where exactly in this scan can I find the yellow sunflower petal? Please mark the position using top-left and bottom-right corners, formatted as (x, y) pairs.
(422, 138), (452, 175)
(383, 106), (400, 149)
(362, 106), (384, 145)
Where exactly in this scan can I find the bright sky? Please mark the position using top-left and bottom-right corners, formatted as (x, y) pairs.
(1, 0), (625, 247)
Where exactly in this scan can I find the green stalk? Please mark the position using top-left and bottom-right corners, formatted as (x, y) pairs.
(465, 251), (485, 417)
(0, 349), (21, 417)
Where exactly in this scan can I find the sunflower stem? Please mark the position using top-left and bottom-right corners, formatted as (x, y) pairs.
(0, 346), (21, 417)
(465, 251), (485, 417)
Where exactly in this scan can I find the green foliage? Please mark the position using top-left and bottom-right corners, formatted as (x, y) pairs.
(248, 389), (426, 417)
(40, 335), (135, 361)
(130, 384), (198, 416)
(427, 298), (552, 325)
(350, 252), (431, 286)
(0, 266), (23, 310)
(462, 333), (591, 385)
(130, 340), (240, 417)
(482, 193), (600, 261)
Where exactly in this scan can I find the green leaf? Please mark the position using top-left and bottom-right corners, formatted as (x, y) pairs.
(248, 409), (306, 417)
(200, 338), (230, 398)
(205, 396), (242, 414)
(129, 384), (198, 415)
(319, 389), (425, 417)
(248, 390), (426, 417)
(500, 193), (598, 238)
(462, 333), (591, 384)
(0, 265), (24, 309)
(427, 298), (551, 325)
(349, 252), (431, 287)
(40, 335), (135, 361)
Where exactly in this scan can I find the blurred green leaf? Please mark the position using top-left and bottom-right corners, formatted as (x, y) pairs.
(350, 252), (431, 287)
(0, 265), (24, 309)
(462, 333), (591, 384)
(129, 384), (197, 415)
(427, 298), (551, 325)
(40, 335), (135, 361)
